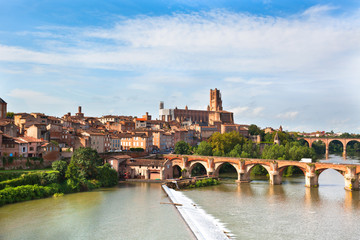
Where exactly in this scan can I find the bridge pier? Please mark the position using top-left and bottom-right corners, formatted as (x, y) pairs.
(269, 161), (282, 185)
(343, 146), (347, 159)
(344, 167), (359, 191)
(236, 173), (250, 183)
(305, 165), (318, 188)
(269, 172), (282, 185)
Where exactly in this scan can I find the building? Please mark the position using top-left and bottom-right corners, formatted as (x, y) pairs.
(159, 88), (234, 125)
(118, 132), (153, 153)
(26, 124), (50, 141)
(0, 98), (7, 119)
(15, 136), (45, 158)
(0, 120), (17, 137)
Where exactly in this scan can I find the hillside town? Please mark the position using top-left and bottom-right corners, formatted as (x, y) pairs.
(0, 88), (344, 169)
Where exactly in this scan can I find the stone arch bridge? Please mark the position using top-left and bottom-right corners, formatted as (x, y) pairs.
(164, 154), (360, 191)
(299, 137), (360, 159)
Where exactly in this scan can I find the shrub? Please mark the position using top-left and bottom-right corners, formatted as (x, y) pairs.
(96, 164), (118, 187)
(0, 184), (57, 206)
(0, 171), (61, 190)
(0, 172), (24, 182)
(52, 160), (68, 179)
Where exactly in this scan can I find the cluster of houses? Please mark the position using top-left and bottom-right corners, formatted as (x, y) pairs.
(0, 90), (256, 164)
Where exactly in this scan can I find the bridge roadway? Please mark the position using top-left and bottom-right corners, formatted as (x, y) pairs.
(164, 154), (360, 191)
(299, 137), (360, 159)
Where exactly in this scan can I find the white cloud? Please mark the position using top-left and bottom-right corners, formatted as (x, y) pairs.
(230, 106), (264, 118)
(7, 89), (70, 106)
(0, 7), (358, 79)
(276, 111), (299, 120)
(302, 5), (338, 17)
(1, 6), (359, 132)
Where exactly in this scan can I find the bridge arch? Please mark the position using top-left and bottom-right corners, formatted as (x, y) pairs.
(344, 139), (360, 153)
(172, 165), (182, 178)
(214, 162), (239, 179)
(278, 164), (306, 177)
(189, 161), (208, 177)
(245, 163), (271, 180)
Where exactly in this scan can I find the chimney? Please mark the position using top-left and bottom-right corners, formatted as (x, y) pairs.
(78, 106), (82, 113)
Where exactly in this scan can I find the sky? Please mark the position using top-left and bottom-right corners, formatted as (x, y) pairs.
(0, 0), (360, 133)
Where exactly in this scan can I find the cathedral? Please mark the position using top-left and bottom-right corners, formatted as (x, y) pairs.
(159, 88), (234, 125)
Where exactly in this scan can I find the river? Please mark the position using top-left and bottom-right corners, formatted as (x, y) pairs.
(1, 154), (359, 239)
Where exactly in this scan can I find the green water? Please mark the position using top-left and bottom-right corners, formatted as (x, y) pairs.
(0, 183), (194, 240)
(1, 154), (360, 239)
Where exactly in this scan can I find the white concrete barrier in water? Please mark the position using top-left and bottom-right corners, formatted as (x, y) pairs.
(162, 185), (230, 240)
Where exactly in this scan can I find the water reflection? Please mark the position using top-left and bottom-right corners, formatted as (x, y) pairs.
(344, 190), (360, 211)
(304, 187), (321, 206)
(236, 183), (254, 197)
(266, 185), (286, 202)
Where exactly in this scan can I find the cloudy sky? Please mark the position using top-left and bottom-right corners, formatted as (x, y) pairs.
(0, 0), (359, 133)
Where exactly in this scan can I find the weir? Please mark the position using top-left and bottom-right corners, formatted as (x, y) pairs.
(162, 185), (230, 240)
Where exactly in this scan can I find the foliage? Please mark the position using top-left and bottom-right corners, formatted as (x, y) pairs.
(250, 165), (268, 176)
(208, 131), (247, 156)
(0, 172), (23, 182)
(282, 166), (303, 177)
(130, 148), (144, 152)
(70, 147), (102, 179)
(0, 184), (56, 206)
(174, 141), (191, 155)
(189, 178), (219, 188)
(0, 171), (61, 190)
(52, 160), (68, 179)
(6, 112), (14, 119)
(195, 141), (213, 156)
(95, 163), (118, 187)
(248, 124), (264, 137)
(191, 164), (207, 176)
(261, 142), (315, 161)
(263, 131), (297, 146)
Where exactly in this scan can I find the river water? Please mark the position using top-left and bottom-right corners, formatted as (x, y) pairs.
(1, 154), (360, 239)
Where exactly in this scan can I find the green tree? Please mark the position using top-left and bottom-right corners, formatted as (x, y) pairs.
(174, 141), (191, 155)
(228, 144), (242, 157)
(6, 112), (14, 119)
(52, 160), (68, 180)
(195, 141), (213, 156)
(208, 131), (246, 156)
(70, 147), (103, 179)
(96, 163), (118, 187)
(248, 124), (262, 136)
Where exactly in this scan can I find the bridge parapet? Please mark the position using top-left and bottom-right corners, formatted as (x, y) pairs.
(163, 154), (360, 191)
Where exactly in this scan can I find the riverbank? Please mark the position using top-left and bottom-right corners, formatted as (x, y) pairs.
(162, 185), (230, 240)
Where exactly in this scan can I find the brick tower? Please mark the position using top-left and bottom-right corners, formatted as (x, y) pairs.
(209, 88), (223, 111)
(0, 98), (7, 119)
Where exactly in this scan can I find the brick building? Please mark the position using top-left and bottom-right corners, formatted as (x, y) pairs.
(159, 88), (234, 125)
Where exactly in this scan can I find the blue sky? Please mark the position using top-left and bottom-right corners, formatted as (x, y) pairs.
(1, 0), (360, 133)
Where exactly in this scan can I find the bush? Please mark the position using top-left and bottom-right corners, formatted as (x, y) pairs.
(0, 171), (61, 190)
(0, 184), (57, 206)
(0, 172), (24, 182)
(52, 160), (68, 179)
(129, 148), (144, 152)
(96, 164), (118, 187)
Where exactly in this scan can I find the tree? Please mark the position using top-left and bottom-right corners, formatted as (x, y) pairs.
(6, 112), (14, 119)
(208, 131), (246, 156)
(195, 141), (213, 156)
(248, 124), (262, 136)
(174, 141), (191, 155)
(70, 147), (103, 179)
(52, 160), (68, 180)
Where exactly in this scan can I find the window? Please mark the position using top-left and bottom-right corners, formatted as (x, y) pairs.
(30, 147), (34, 151)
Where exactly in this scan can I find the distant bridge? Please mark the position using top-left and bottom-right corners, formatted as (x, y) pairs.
(298, 137), (360, 159)
(164, 154), (360, 191)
